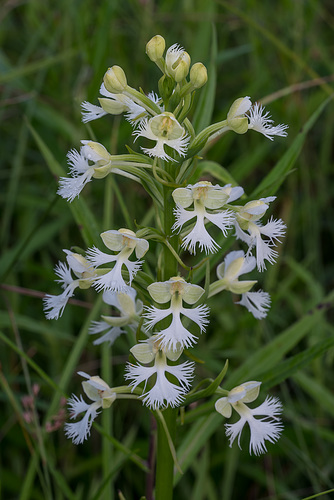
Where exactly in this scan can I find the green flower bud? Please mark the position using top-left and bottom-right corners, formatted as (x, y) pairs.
(146, 35), (166, 62)
(190, 62), (208, 89)
(103, 65), (127, 93)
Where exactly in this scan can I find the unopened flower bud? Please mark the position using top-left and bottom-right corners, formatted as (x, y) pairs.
(146, 35), (166, 62)
(103, 66), (127, 93)
(190, 63), (208, 89)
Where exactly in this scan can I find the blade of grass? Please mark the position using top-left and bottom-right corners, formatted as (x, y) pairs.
(251, 94), (333, 198)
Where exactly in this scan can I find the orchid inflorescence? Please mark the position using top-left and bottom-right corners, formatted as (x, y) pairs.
(45, 35), (287, 456)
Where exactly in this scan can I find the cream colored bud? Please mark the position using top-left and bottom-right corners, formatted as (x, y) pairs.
(190, 63), (208, 89)
(146, 35), (166, 62)
(103, 65), (127, 93)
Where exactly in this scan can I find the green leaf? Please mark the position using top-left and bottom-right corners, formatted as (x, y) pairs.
(251, 95), (333, 198)
(293, 372), (334, 419)
(27, 121), (101, 246)
(262, 335), (334, 390)
(194, 160), (239, 185)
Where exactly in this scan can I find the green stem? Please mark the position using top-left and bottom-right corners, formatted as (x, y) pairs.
(155, 407), (177, 500)
(155, 162), (179, 499)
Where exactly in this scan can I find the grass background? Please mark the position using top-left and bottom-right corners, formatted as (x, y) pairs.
(1, 0), (334, 499)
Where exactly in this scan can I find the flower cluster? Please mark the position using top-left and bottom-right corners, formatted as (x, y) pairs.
(45, 35), (287, 457)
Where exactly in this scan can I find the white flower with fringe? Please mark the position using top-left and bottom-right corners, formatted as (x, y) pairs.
(65, 372), (116, 445)
(86, 229), (149, 293)
(82, 83), (163, 126)
(133, 112), (189, 161)
(89, 287), (143, 346)
(165, 43), (191, 82)
(43, 250), (96, 320)
(227, 97), (288, 140)
(172, 181), (242, 254)
(214, 250), (271, 319)
(125, 336), (194, 409)
(215, 381), (283, 456)
(234, 197), (286, 271)
(144, 276), (209, 351)
(58, 140), (141, 202)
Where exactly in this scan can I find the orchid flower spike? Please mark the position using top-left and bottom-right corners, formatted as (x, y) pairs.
(89, 287), (143, 346)
(86, 229), (149, 293)
(65, 372), (116, 445)
(133, 112), (189, 162)
(43, 250), (96, 320)
(215, 381), (283, 456)
(144, 276), (209, 351)
(172, 181), (243, 254)
(234, 197), (286, 271)
(215, 250), (271, 319)
(227, 97), (288, 140)
(125, 335), (194, 409)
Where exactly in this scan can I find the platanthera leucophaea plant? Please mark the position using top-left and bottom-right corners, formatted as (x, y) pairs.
(44, 35), (288, 498)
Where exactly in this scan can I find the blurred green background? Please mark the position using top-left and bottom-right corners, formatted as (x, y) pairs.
(1, 0), (334, 499)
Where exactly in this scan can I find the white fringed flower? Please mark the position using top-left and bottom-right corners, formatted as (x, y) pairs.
(82, 84), (163, 126)
(133, 112), (189, 161)
(89, 287), (143, 345)
(86, 229), (149, 293)
(144, 277), (209, 351)
(125, 337), (194, 409)
(237, 290), (271, 320)
(215, 250), (271, 319)
(247, 102), (289, 140)
(165, 43), (191, 82)
(215, 381), (283, 455)
(227, 97), (288, 140)
(172, 182), (241, 254)
(65, 372), (116, 445)
(234, 197), (286, 271)
(43, 250), (95, 320)
(58, 141), (114, 202)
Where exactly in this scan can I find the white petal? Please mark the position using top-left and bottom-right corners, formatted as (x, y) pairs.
(67, 394), (91, 418)
(247, 414), (283, 455)
(66, 148), (90, 174)
(180, 214), (220, 255)
(144, 306), (172, 330)
(247, 103), (288, 140)
(225, 416), (247, 450)
(81, 101), (108, 123)
(89, 321), (125, 346)
(260, 217), (286, 242)
(64, 401), (100, 445)
(180, 304), (210, 332)
(156, 312), (199, 351)
(237, 291), (271, 319)
(85, 247), (118, 267)
(57, 169), (94, 202)
(204, 210), (234, 236)
(43, 282), (77, 320)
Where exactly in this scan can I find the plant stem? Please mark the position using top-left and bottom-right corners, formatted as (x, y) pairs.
(155, 407), (177, 500)
(154, 164), (179, 499)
